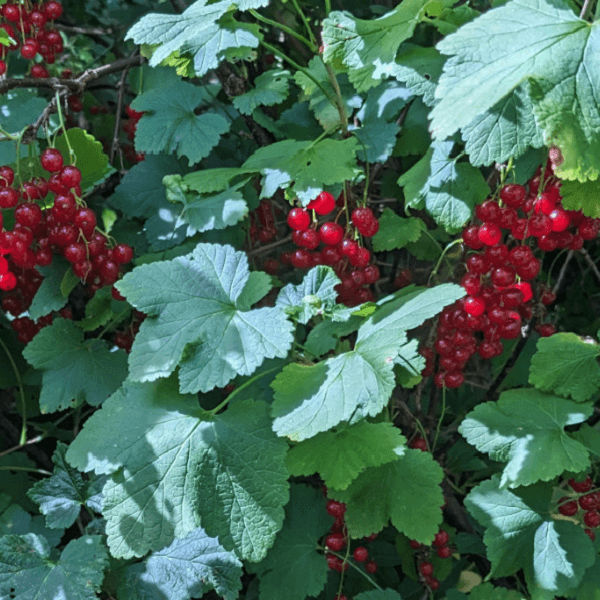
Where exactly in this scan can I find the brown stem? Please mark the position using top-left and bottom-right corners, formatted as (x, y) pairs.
(110, 51), (139, 164)
(580, 247), (600, 285)
(247, 234), (292, 257)
(552, 250), (574, 294)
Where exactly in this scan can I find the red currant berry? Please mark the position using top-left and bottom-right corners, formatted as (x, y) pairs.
(59, 166), (82, 189)
(462, 225), (484, 250)
(584, 510), (600, 528)
(445, 371), (465, 388)
(350, 247), (370, 268)
(478, 223), (502, 246)
(500, 184), (526, 208)
(426, 577), (440, 590)
(319, 222), (344, 246)
(43, 1), (63, 20)
(419, 562), (434, 577)
(436, 545), (452, 559)
(491, 266), (516, 288)
(0, 187), (19, 208)
(568, 476), (593, 493)
(464, 296), (486, 317)
(325, 533), (346, 552)
(466, 254), (490, 275)
(540, 290), (556, 306)
(365, 560), (378, 574)
(432, 530), (449, 547)
(536, 323), (556, 337)
(291, 249), (312, 269)
(287, 208), (310, 231)
(460, 274), (481, 296)
(307, 191), (336, 215)
(409, 437), (428, 451)
(585, 529), (596, 541)
(112, 243), (134, 265)
(326, 500), (346, 518)
(579, 493), (600, 511)
(0, 166), (15, 187)
(549, 208), (570, 232)
(14, 202), (42, 229)
(558, 497), (579, 516)
(353, 546), (368, 562)
(475, 200), (500, 223)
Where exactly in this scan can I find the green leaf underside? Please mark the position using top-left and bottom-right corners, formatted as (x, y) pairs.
(459, 388), (593, 488)
(430, 0), (600, 181)
(286, 422), (406, 490)
(372, 209), (425, 252)
(399, 140), (490, 233)
(465, 475), (595, 594)
(355, 591), (403, 600)
(0, 534), (108, 600)
(461, 85), (544, 166)
(529, 333), (600, 402)
(322, 0), (432, 92)
(560, 178), (600, 218)
(271, 285), (464, 441)
(115, 526), (243, 600)
(115, 243), (294, 394)
(66, 378), (289, 560)
(23, 319), (128, 413)
(243, 138), (359, 204)
(27, 443), (104, 529)
(330, 448), (444, 543)
(254, 485), (331, 600)
(131, 80), (230, 165)
(126, 1), (261, 78)
(28, 257), (71, 320)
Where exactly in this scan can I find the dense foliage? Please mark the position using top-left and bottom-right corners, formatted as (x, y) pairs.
(0, 0), (600, 599)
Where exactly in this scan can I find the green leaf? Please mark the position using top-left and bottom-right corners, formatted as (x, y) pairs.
(430, 0), (600, 181)
(115, 526), (243, 600)
(27, 443), (105, 529)
(560, 178), (600, 218)
(271, 285), (464, 440)
(459, 388), (593, 488)
(111, 154), (186, 219)
(164, 175), (248, 234)
(330, 448), (444, 542)
(131, 80), (230, 165)
(395, 98), (433, 156)
(23, 319), (128, 413)
(276, 266), (340, 324)
(372, 209), (425, 252)
(126, 1), (261, 78)
(254, 485), (331, 600)
(294, 58), (362, 129)
(529, 333), (600, 402)
(286, 422), (406, 490)
(78, 287), (114, 332)
(0, 534), (109, 600)
(243, 138), (359, 204)
(233, 70), (291, 115)
(28, 258), (71, 320)
(66, 379), (289, 560)
(461, 85), (545, 167)
(468, 583), (527, 600)
(54, 129), (113, 192)
(399, 140), (490, 233)
(183, 167), (255, 194)
(375, 44), (444, 107)
(322, 0), (433, 92)
(303, 316), (363, 357)
(351, 120), (400, 163)
(355, 591), (403, 600)
(116, 243), (293, 393)
(571, 424), (600, 458)
(431, 4), (480, 35)
(465, 475), (596, 594)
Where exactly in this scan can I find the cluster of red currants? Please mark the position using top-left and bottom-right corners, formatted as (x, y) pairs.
(111, 309), (146, 353)
(285, 192), (381, 306)
(323, 497), (378, 585)
(0, 1), (64, 78)
(421, 166), (600, 389)
(122, 104), (145, 163)
(558, 476), (600, 541)
(409, 529), (452, 591)
(0, 147), (133, 343)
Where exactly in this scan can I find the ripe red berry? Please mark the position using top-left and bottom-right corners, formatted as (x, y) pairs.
(436, 545), (452, 559)
(432, 530), (449, 547)
(319, 222), (344, 246)
(491, 266), (516, 288)
(326, 500), (346, 518)
(462, 225), (484, 250)
(536, 323), (556, 337)
(43, 1), (64, 20)
(60, 165), (82, 189)
(291, 249), (312, 269)
(585, 529), (596, 541)
(409, 437), (428, 451)
(426, 577), (440, 590)
(112, 243), (134, 265)
(0, 187), (19, 208)
(579, 493), (600, 511)
(478, 223), (502, 246)
(325, 533), (346, 552)
(549, 208), (570, 232)
(500, 184), (526, 208)
(584, 510), (600, 528)
(307, 191), (336, 215)
(419, 562), (434, 577)
(568, 476), (593, 493)
(466, 254), (490, 275)
(409, 539), (422, 549)
(475, 200), (500, 223)
(351, 207), (375, 232)
(14, 202), (42, 229)
(365, 560), (378, 574)
(350, 246), (370, 268)
(297, 229), (319, 250)
(287, 208), (310, 231)
(558, 497), (578, 516)
(464, 296), (485, 317)
(0, 166), (15, 187)
(353, 546), (368, 562)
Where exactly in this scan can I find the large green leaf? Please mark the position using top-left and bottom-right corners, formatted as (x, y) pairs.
(126, 0), (261, 77)
(461, 85), (544, 167)
(253, 485), (331, 600)
(66, 378), (289, 560)
(330, 448), (444, 543)
(131, 80), (230, 165)
(28, 258), (71, 320)
(233, 70), (291, 115)
(115, 526), (243, 600)
(27, 443), (105, 529)
(322, 0), (433, 91)
(529, 333), (600, 402)
(465, 475), (596, 594)
(271, 285), (464, 440)
(459, 388), (593, 488)
(398, 140), (489, 233)
(371, 209), (425, 252)
(430, 0), (600, 181)
(23, 319), (128, 413)
(560, 178), (600, 218)
(0, 534), (108, 600)
(242, 137), (359, 204)
(286, 422), (406, 490)
(115, 243), (294, 394)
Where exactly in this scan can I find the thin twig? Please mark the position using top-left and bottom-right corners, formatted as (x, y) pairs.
(580, 248), (600, 285)
(247, 234), (292, 257)
(54, 24), (114, 36)
(579, 0), (593, 18)
(552, 249), (574, 294)
(0, 435), (43, 460)
(110, 50), (138, 164)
